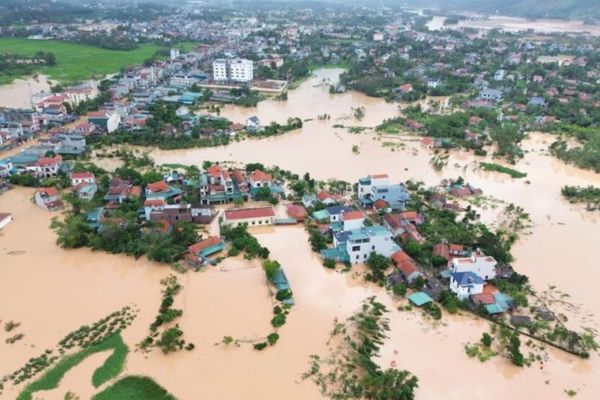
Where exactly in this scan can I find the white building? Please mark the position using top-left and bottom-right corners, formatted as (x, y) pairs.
(212, 58), (254, 83)
(70, 172), (96, 186)
(106, 113), (121, 134)
(450, 272), (484, 300)
(335, 225), (401, 264)
(222, 207), (275, 228)
(341, 210), (365, 231)
(358, 174), (389, 197)
(451, 252), (497, 281)
(229, 59), (253, 82)
(213, 59), (228, 81)
(170, 48), (181, 60)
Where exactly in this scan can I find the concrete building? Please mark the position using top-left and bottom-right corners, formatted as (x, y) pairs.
(451, 252), (497, 281)
(222, 206), (275, 227)
(0, 213), (12, 230)
(212, 59), (253, 83)
(334, 225), (400, 264)
(450, 272), (484, 300)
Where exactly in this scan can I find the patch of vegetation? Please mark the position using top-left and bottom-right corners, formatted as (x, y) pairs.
(479, 162), (527, 178)
(561, 185), (600, 210)
(303, 297), (418, 399)
(92, 375), (176, 400)
(17, 334), (129, 400)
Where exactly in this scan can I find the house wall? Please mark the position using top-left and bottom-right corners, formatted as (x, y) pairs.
(223, 215), (274, 228)
(450, 279), (483, 300)
(346, 233), (396, 264)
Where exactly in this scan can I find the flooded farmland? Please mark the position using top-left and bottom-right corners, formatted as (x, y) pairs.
(1, 68), (600, 399)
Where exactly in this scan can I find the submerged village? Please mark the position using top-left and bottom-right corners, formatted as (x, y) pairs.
(2, 1), (600, 399)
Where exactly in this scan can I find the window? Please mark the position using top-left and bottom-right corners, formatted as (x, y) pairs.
(372, 245), (375, 250)
(356, 255), (359, 260)
(352, 245), (360, 251)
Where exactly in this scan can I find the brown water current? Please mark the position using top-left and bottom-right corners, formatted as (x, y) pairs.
(1, 69), (600, 399)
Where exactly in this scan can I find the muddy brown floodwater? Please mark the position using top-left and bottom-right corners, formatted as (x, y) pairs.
(1, 69), (600, 399)
(0, 75), (51, 109)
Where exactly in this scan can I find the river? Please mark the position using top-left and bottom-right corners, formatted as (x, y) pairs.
(1, 68), (600, 399)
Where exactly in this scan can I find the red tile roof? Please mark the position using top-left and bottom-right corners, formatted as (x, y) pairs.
(432, 243), (449, 260)
(36, 156), (62, 167)
(373, 199), (389, 209)
(144, 199), (166, 207)
(249, 169), (273, 182)
(188, 236), (222, 255)
(225, 207), (274, 220)
(147, 181), (168, 193)
(287, 204), (307, 220)
(471, 293), (495, 305)
(371, 173), (388, 179)
(400, 211), (418, 220)
(38, 187), (59, 197)
(342, 210), (364, 221)
(70, 172), (95, 180)
(207, 164), (222, 178)
(391, 251), (419, 277)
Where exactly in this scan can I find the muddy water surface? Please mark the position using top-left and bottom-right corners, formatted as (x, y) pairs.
(2, 68), (600, 399)
(0, 75), (51, 109)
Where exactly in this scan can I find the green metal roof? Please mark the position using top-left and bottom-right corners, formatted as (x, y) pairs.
(408, 292), (433, 307)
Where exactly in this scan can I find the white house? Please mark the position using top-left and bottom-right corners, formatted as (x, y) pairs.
(33, 155), (62, 178)
(451, 252), (497, 281)
(341, 210), (365, 231)
(212, 58), (254, 83)
(144, 199), (166, 221)
(246, 116), (261, 133)
(358, 174), (390, 197)
(170, 48), (181, 60)
(0, 213), (12, 230)
(213, 59), (228, 81)
(106, 113), (121, 133)
(222, 206), (275, 228)
(335, 225), (401, 264)
(248, 170), (272, 189)
(450, 272), (484, 300)
(70, 172), (96, 187)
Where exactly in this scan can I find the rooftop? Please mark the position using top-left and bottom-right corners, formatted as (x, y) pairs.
(225, 206), (275, 220)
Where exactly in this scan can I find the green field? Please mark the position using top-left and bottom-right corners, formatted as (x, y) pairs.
(0, 38), (164, 84)
(93, 376), (177, 400)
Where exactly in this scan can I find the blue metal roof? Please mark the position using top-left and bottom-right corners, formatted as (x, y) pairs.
(451, 271), (484, 286)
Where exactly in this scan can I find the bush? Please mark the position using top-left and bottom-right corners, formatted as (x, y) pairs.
(423, 303), (442, 320)
(271, 313), (286, 328)
(227, 247), (240, 257)
(267, 332), (280, 345)
(323, 259), (336, 269)
(392, 283), (407, 297)
(481, 333), (493, 348)
(253, 342), (268, 351)
(275, 289), (293, 301)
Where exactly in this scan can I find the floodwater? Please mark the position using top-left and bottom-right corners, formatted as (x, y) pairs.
(0, 75), (51, 109)
(1, 69), (600, 399)
(427, 14), (600, 36)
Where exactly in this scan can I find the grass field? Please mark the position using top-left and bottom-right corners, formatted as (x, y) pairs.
(93, 376), (177, 400)
(17, 334), (128, 400)
(0, 38), (163, 84)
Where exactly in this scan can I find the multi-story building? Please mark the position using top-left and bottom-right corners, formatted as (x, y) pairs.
(212, 58), (253, 83)
(333, 225), (400, 264)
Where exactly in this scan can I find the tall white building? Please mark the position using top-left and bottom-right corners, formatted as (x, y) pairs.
(212, 58), (253, 83)
(213, 59), (228, 81)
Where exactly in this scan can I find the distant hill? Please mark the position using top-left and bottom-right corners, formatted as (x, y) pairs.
(398, 0), (600, 21)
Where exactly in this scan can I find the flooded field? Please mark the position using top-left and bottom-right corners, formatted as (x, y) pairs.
(2, 68), (600, 399)
(0, 75), (51, 109)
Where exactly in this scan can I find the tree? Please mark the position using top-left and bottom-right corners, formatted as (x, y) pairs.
(156, 325), (185, 354)
(171, 221), (198, 246)
(366, 253), (391, 282)
(263, 259), (281, 282)
(481, 333), (493, 348)
(142, 171), (163, 185)
(508, 333), (524, 367)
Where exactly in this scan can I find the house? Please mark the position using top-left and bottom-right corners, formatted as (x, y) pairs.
(149, 204), (215, 225)
(450, 271), (484, 300)
(397, 83), (413, 94)
(248, 170), (273, 189)
(302, 193), (318, 208)
(433, 243), (469, 263)
(451, 252), (497, 281)
(0, 213), (12, 230)
(341, 210), (365, 231)
(34, 187), (62, 211)
(479, 89), (503, 102)
(184, 236), (225, 266)
(311, 209), (330, 222)
(70, 172), (96, 187)
(231, 170), (250, 194)
(222, 206), (275, 227)
(373, 199), (390, 213)
(145, 180), (183, 202)
(528, 96), (547, 107)
(333, 225), (400, 264)
(287, 204), (308, 221)
(391, 251), (423, 284)
(358, 175), (409, 209)
(104, 179), (141, 204)
(317, 190), (342, 205)
(326, 205), (354, 223)
(144, 199), (166, 220)
(246, 116), (261, 133)
(72, 181), (97, 200)
(33, 155), (62, 178)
